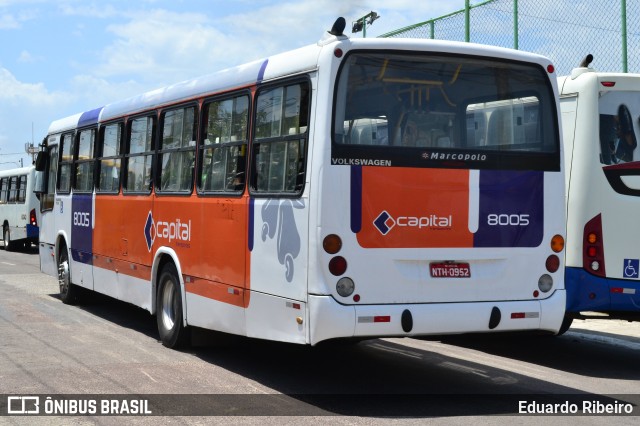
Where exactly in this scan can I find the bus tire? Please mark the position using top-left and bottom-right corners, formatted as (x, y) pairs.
(3, 227), (15, 252)
(557, 316), (573, 335)
(157, 263), (189, 349)
(58, 246), (81, 305)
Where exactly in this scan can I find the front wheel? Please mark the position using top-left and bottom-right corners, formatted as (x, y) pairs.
(58, 247), (81, 305)
(157, 263), (189, 348)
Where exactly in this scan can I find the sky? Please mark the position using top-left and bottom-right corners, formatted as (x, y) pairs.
(0, 0), (460, 170)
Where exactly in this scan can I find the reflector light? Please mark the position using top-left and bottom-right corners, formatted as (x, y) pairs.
(551, 235), (564, 253)
(353, 294), (361, 302)
(601, 81), (616, 87)
(611, 288), (623, 294)
(328, 256), (347, 276)
(547, 64), (555, 74)
(511, 313), (525, 319)
(323, 234), (342, 254)
(533, 290), (539, 298)
(334, 48), (343, 58)
(374, 316), (391, 323)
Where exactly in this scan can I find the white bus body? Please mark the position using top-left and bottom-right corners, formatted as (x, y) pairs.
(560, 62), (640, 321)
(0, 166), (40, 251)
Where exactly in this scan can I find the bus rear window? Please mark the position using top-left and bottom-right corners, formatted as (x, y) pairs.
(332, 52), (559, 171)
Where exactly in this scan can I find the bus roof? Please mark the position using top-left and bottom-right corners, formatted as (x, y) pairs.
(47, 32), (555, 135)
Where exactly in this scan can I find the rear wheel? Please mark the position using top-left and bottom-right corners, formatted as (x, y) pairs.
(58, 246), (81, 305)
(3, 227), (14, 251)
(557, 315), (573, 335)
(157, 263), (189, 348)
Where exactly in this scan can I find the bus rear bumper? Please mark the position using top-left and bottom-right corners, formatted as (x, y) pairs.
(308, 290), (566, 345)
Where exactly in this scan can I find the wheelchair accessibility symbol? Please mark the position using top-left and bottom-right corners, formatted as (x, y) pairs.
(623, 259), (639, 278)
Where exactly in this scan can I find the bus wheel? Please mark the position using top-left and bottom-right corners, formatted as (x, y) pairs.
(58, 247), (80, 305)
(3, 227), (14, 251)
(557, 316), (573, 335)
(157, 263), (189, 349)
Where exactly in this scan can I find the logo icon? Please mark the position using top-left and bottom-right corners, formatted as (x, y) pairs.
(7, 396), (40, 414)
(624, 259), (639, 278)
(144, 211), (155, 252)
(373, 211), (396, 235)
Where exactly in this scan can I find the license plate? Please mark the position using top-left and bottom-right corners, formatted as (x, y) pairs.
(430, 262), (471, 278)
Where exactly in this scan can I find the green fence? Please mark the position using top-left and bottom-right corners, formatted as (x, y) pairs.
(382, 0), (640, 76)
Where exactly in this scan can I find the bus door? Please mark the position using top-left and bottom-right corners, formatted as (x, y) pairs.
(36, 136), (60, 277)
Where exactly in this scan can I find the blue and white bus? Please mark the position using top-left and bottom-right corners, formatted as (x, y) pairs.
(560, 55), (640, 327)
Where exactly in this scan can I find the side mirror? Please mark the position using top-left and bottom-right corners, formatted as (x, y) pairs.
(33, 151), (49, 195)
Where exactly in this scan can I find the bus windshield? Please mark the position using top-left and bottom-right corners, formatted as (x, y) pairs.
(333, 51), (559, 171)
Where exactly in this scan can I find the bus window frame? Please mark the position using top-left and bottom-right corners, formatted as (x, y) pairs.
(96, 121), (125, 194)
(72, 126), (98, 194)
(197, 90), (251, 197)
(156, 102), (198, 196)
(249, 76), (311, 198)
(123, 112), (157, 196)
(57, 132), (75, 194)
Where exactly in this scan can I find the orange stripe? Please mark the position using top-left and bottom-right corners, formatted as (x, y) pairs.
(93, 254), (152, 281)
(184, 276), (246, 308)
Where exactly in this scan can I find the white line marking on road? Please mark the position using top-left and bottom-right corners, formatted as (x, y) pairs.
(1, 262), (16, 266)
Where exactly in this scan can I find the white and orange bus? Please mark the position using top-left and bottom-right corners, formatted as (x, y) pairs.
(559, 55), (640, 326)
(35, 18), (566, 348)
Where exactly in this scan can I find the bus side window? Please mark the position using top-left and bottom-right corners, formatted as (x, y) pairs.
(0, 178), (7, 204)
(58, 133), (74, 193)
(17, 175), (27, 203)
(41, 145), (58, 211)
(73, 128), (97, 193)
(158, 105), (197, 193)
(199, 94), (249, 194)
(252, 81), (309, 194)
(124, 115), (155, 194)
(97, 122), (123, 193)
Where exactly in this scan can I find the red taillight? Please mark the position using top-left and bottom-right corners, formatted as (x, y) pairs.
(545, 255), (560, 273)
(328, 256), (347, 276)
(583, 214), (606, 277)
(601, 81), (616, 87)
(30, 209), (37, 226)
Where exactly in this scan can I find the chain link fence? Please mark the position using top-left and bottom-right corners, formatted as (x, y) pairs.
(382, 0), (640, 76)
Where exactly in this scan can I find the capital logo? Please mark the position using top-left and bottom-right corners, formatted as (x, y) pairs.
(144, 211), (191, 252)
(373, 211), (396, 235)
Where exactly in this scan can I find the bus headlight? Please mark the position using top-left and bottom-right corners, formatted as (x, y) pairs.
(336, 277), (355, 297)
(538, 274), (553, 293)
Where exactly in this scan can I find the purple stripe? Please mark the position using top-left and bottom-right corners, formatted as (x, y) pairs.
(257, 60), (269, 84)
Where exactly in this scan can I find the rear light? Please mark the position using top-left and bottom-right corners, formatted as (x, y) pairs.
(322, 234), (342, 254)
(328, 256), (347, 276)
(545, 255), (560, 273)
(551, 235), (564, 253)
(547, 64), (555, 74)
(336, 277), (355, 297)
(601, 81), (616, 87)
(30, 209), (37, 226)
(583, 214), (606, 277)
(538, 274), (553, 293)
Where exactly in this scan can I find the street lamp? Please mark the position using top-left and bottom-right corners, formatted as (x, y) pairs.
(352, 11), (380, 38)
